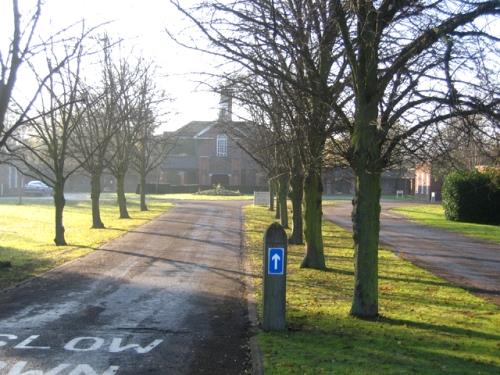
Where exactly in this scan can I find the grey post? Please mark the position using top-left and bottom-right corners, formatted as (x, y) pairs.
(263, 222), (287, 331)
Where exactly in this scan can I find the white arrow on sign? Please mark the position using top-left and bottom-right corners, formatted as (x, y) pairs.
(271, 253), (281, 270)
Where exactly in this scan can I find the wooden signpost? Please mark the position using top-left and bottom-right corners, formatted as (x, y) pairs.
(262, 222), (287, 331)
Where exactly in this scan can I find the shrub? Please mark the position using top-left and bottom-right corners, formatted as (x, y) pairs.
(194, 184), (242, 196)
(442, 169), (500, 224)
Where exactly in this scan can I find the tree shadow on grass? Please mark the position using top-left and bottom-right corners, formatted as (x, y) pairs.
(0, 246), (55, 289)
(262, 305), (500, 374)
(248, 207), (500, 373)
(377, 315), (500, 341)
(286, 263), (491, 311)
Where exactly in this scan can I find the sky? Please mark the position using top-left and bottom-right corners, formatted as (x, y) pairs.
(4, 0), (223, 132)
(6, 1), (497, 134)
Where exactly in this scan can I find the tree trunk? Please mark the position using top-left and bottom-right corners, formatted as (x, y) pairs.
(116, 174), (130, 219)
(90, 173), (105, 229)
(268, 179), (274, 211)
(53, 180), (67, 246)
(350, 169), (381, 318)
(350, 93), (382, 318)
(274, 180), (280, 220)
(139, 171), (148, 211)
(300, 169), (325, 269)
(278, 174), (289, 228)
(289, 171), (304, 244)
(17, 174), (24, 205)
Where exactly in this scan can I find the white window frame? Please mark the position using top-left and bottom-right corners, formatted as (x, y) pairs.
(216, 134), (228, 157)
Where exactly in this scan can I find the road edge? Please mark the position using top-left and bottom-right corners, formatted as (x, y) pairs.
(0, 208), (171, 295)
(240, 204), (265, 375)
(324, 206), (500, 306)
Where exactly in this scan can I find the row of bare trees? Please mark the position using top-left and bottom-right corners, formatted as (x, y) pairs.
(1, 1), (173, 246)
(172, 0), (499, 318)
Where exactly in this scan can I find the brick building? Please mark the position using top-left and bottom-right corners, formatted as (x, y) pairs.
(161, 94), (267, 192)
(322, 166), (414, 196)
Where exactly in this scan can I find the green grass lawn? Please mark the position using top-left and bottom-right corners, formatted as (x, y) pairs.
(0, 196), (172, 289)
(244, 206), (500, 374)
(392, 204), (500, 244)
(322, 195), (425, 202)
(45, 192), (253, 202)
(130, 193), (253, 201)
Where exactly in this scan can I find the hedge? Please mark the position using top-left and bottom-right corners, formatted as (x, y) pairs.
(442, 169), (500, 224)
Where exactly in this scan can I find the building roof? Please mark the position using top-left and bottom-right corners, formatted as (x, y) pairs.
(175, 121), (216, 138)
(175, 120), (250, 139)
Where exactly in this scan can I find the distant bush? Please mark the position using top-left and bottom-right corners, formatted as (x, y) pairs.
(442, 169), (500, 224)
(194, 184), (242, 196)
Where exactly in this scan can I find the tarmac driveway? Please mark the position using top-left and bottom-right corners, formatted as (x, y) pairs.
(324, 201), (500, 305)
(0, 200), (250, 374)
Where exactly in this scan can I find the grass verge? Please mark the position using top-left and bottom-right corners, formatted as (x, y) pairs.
(0, 197), (172, 289)
(244, 205), (500, 374)
(392, 204), (500, 244)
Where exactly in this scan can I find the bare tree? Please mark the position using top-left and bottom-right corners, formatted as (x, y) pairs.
(169, 0), (348, 268)
(172, 0), (499, 319)
(324, 0), (500, 318)
(5, 36), (87, 245)
(71, 83), (118, 227)
(0, 1), (88, 150)
(227, 76), (307, 241)
(1, 0), (42, 148)
(107, 57), (152, 219)
(128, 66), (174, 211)
(69, 36), (127, 228)
(219, 78), (294, 230)
(132, 125), (176, 211)
(429, 116), (499, 173)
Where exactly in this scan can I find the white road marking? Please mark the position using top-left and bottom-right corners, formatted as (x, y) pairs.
(64, 338), (105, 352)
(14, 336), (50, 350)
(0, 334), (17, 346)
(0, 334), (163, 354)
(68, 364), (119, 375)
(7, 361), (70, 375)
(2, 362), (119, 375)
(109, 338), (163, 354)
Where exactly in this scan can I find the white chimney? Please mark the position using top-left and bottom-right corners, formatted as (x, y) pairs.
(218, 88), (232, 122)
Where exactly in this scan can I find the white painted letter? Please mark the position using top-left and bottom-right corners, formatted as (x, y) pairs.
(0, 334), (17, 347)
(7, 361), (70, 375)
(8, 362), (38, 375)
(64, 337), (104, 352)
(109, 337), (163, 354)
(68, 364), (119, 375)
(14, 335), (50, 350)
(45, 364), (72, 375)
(101, 366), (120, 375)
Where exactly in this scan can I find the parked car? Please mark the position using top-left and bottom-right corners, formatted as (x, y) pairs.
(23, 180), (53, 196)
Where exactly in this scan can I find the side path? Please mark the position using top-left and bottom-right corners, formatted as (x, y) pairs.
(324, 201), (500, 305)
(0, 201), (250, 374)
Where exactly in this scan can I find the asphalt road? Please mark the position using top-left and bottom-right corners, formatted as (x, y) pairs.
(0, 201), (250, 375)
(324, 201), (500, 305)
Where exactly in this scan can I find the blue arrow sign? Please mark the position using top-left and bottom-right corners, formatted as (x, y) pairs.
(268, 248), (284, 275)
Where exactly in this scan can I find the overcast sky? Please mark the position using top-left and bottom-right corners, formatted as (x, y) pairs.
(7, 0), (223, 131)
